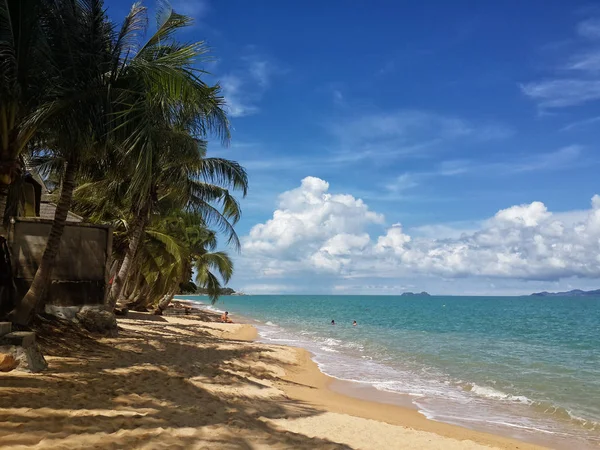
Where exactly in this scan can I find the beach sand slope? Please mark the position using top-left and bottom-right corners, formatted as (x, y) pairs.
(0, 313), (545, 449)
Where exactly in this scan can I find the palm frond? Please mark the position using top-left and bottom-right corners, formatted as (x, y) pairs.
(136, 2), (193, 60)
(195, 251), (234, 283)
(196, 270), (222, 304)
(197, 158), (248, 195)
(145, 228), (188, 264)
(111, 2), (147, 78)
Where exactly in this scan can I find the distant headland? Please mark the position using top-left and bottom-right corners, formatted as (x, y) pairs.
(194, 287), (246, 296)
(530, 289), (600, 297)
(400, 291), (431, 297)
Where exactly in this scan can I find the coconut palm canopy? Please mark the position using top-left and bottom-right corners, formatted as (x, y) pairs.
(0, 0), (247, 324)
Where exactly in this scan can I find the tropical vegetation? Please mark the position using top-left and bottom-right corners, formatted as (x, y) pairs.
(0, 0), (247, 325)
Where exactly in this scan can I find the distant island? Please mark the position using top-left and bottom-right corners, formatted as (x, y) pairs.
(194, 287), (246, 296)
(530, 289), (600, 297)
(401, 291), (431, 297)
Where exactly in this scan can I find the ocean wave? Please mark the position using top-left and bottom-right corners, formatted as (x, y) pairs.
(321, 338), (343, 346)
(531, 402), (600, 432)
(465, 384), (533, 405)
(420, 411), (568, 436)
(320, 346), (339, 353)
(264, 321), (278, 327)
(342, 341), (364, 351)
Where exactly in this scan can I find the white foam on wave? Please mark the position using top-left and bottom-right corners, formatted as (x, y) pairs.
(468, 384), (533, 405)
(205, 305), (225, 314)
(320, 346), (339, 353)
(417, 409), (566, 436)
(341, 341), (364, 351)
(564, 410), (600, 430)
(265, 321), (278, 327)
(186, 299), (226, 315)
(300, 330), (318, 336)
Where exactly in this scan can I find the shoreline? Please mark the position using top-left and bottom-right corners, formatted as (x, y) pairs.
(174, 300), (549, 449)
(278, 347), (548, 450)
(0, 306), (550, 449)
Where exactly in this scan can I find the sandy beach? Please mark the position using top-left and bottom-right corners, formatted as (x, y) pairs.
(0, 308), (548, 449)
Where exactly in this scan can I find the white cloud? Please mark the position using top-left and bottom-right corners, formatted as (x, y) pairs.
(386, 173), (419, 193)
(244, 176), (384, 258)
(522, 18), (600, 109)
(242, 177), (600, 284)
(380, 145), (584, 194)
(577, 18), (600, 39)
(436, 159), (471, 176)
(332, 89), (344, 105)
(220, 54), (282, 118)
(171, 0), (209, 19)
(221, 75), (259, 117)
(246, 59), (276, 87)
(410, 222), (481, 239)
(239, 283), (290, 294)
(329, 110), (512, 163)
(567, 51), (600, 72)
(560, 115), (600, 131)
(509, 145), (582, 172)
(520, 79), (600, 108)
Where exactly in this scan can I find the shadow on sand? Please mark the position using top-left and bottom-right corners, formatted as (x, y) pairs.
(0, 314), (351, 449)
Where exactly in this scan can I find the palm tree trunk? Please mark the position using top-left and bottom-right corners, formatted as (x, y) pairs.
(122, 270), (142, 305)
(2, 172), (24, 231)
(127, 283), (150, 310)
(153, 289), (176, 315)
(10, 160), (77, 325)
(108, 205), (148, 309)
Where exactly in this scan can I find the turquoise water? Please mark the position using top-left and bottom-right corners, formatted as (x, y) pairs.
(181, 295), (600, 448)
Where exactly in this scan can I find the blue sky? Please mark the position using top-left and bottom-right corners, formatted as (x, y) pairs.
(106, 0), (600, 295)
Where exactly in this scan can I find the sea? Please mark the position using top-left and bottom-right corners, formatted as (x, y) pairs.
(179, 294), (600, 449)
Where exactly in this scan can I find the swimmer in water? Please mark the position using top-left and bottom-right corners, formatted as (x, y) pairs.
(353, 320), (357, 326)
(331, 320), (335, 325)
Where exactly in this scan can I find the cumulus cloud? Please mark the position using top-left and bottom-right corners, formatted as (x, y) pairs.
(242, 177), (600, 283)
(245, 177), (383, 258)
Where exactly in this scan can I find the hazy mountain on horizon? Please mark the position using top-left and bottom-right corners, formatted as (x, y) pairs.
(530, 289), (600, 297)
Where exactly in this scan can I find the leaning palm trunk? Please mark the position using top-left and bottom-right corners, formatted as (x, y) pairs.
(153, 289), (176, 315)
(10, 159), (77, 325)
(125, 282), (149, 309)
(108, 206), (148, 309)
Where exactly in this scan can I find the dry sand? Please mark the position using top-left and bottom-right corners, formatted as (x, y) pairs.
(0, 312), (547, 449)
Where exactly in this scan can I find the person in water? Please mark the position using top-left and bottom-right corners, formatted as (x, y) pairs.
(221, 311), (233, 323)
(331, 320), (335, 325)
(353, 320), (357, 326)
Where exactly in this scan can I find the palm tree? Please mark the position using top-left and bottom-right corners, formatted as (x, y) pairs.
(70, 192), (237, 313)
(0, 0), (55, 224)
(8, 0), (114, 324)
(149, 212), (234, 314)
(11, 1), (243, 324)
(101, 136), (247, 309)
